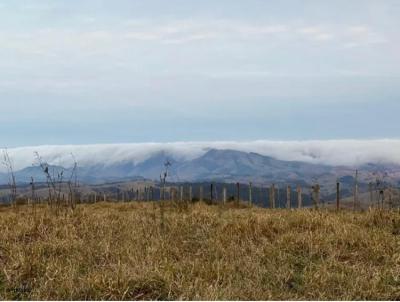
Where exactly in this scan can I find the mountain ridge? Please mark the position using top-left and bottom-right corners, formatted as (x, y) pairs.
(1, 149), (399, 194)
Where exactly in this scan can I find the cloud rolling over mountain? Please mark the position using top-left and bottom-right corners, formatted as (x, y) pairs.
(2, 139), (400, 173)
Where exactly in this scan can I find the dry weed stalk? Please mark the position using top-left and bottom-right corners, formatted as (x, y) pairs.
(1, 149), (17, 209)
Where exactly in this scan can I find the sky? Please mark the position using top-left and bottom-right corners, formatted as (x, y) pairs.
(0, 0), (399, 147)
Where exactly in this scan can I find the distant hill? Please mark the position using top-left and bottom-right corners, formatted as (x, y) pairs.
(174, 149), (333, 182)
(0, 149), (334, 184)
(1, 148), (400, 199)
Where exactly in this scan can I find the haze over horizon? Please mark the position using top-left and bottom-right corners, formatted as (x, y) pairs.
(3, 139), (400, 174)
(1, 0), (400, 147)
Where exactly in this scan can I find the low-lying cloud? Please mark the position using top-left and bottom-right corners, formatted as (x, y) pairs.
(2, 139), (400, 172)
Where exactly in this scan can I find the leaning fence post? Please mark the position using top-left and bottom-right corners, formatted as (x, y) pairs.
(200, 186), (203, 202)
(189, 186), (192, 202)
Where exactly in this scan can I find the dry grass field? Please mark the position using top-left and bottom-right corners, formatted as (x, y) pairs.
(1, 202), (400, 300)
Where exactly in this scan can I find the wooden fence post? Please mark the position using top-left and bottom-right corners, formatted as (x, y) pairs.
(286, 185), (291, 209)
(276, 185), (280, 208)
(236, 182), (240, 204)
(223, 187), (227, 204)
(210, 183), (214, 202)
(180, 186), (184, 202)
(313, 184), (320, 209)
(270, 184), (275, 209)
(369, 182), (373, 207)
(336, 181), (340, 211)
(189, 186), (192, 202)
(249, 182), (252, 206)
(200, 186), (203, 202)
(297, 185), (302, 208)
(354, 170), (359, 211)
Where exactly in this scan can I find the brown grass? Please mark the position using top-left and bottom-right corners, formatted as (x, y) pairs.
(0, 202), (400, 300)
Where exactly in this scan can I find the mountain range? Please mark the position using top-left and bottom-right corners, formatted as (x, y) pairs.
(1, 148), (399, 198)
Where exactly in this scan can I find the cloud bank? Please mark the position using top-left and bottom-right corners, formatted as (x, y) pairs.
(2, 139), (400, 172)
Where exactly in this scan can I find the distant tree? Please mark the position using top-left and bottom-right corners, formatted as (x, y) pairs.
(67, 153), (78, 209)
(33, 151), (78, 210)
(34, 151), (60, 208)
(30, 176), (37, 210)
(160, 159), (171, 201)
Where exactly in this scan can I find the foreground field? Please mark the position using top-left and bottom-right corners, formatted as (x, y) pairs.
(0, 202), (400, 300)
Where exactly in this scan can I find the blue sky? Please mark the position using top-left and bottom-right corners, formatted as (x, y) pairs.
(0, 0), (399, 147)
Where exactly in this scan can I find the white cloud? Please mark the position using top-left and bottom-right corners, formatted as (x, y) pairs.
(233, 24), (288, 35)
(345, 25), (387, 46)
(297, 26), (334, 41)
(349, 26), (370, 35)
(314, 33), (334, 41)
(297, 26), (323, 35)
(2, 139), (400, 172)
(0, 20), (386, 57)
(0, 18), (394, 96)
